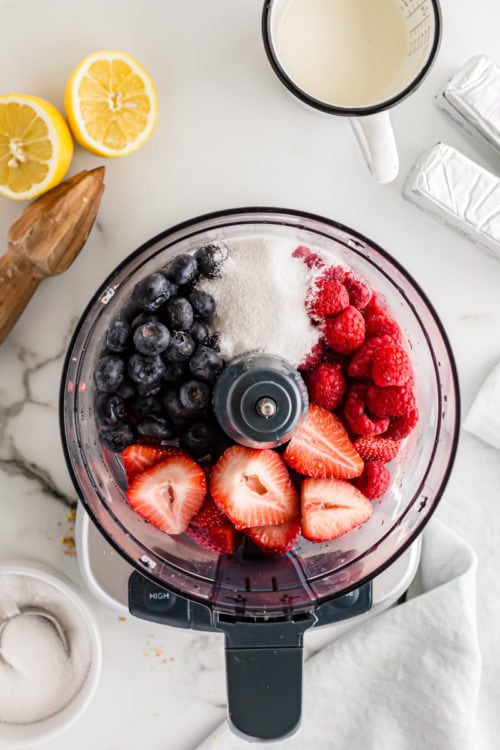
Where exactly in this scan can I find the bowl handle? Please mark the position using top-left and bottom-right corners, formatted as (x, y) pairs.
(218, 614), (316, 741)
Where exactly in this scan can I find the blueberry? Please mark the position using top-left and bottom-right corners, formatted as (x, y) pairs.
(190, 320), (209, 345)
(188, 346), (224, 383)
(132, 273), (174, 312)
(94, 355), (126, 392)
(136, 381), (163, 397)
(162, 390), (191, 422)
(165, 331), (195, 363)
(100, 420), (136, 453)
(129, 395), (164, 421)
(162, 361), (187, 384)
(188, 290), (216, 320)
(163, 254), (199, 285)
(162, 297), (194, 331)
(95, 393), (126, 428)
(132, 312), (160, 329)
(133, 321), (171, 356)
(137, 416), (175, 442)
(117, 300), (140, 322)
(179, 379), (210, 413)
(128, 353), (166, 385)
(106, 319), (132, 353)
(116, 377), (136, 400)
(195, 242), (228, 278)
(180, 421), (214, 458)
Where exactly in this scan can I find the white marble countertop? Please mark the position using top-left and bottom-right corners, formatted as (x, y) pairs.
(1, 1), (500, 748)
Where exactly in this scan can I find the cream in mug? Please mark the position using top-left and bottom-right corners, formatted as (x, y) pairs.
(275, 0), (410, 107)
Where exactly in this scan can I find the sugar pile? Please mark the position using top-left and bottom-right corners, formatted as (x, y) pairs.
(198, 236), (321, 367)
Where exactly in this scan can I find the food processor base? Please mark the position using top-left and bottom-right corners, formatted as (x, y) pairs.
(75, 502), (421, 639)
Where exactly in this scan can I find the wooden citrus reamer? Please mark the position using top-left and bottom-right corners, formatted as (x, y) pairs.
(0, 167), (105, 345)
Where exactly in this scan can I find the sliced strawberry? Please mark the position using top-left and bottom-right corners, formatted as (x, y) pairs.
(301, 478), (373, 542)
(244, 518), (301, 556)
(210, 446), (299, 530)
(122, 444), (184, 483)
(191, 494), (228, 528)
(127, 454), (206, 534)
(353, 435), (401, 463)
(283, 404), (364, 479)
(186, 522), (242, 554)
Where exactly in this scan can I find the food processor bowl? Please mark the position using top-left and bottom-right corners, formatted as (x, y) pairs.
(60, 207), (459, 740)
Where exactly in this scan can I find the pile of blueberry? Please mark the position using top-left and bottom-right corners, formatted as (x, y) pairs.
(94, 243), (230, 458)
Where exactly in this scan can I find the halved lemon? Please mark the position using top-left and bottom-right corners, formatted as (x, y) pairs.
(0, 94), (74, 201)
(64, 50), (158, 158)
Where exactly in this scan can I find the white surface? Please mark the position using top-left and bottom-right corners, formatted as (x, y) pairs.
(1, 1), (500, 748)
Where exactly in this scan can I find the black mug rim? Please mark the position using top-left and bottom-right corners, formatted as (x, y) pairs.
(261, 0), (442, 118)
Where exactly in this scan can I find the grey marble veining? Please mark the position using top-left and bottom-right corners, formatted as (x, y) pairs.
(0, 323), (79, 507)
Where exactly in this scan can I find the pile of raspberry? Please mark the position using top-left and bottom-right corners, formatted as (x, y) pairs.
(295, 246), (418, 501)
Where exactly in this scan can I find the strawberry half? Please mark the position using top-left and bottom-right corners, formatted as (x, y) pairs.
(122, 444), (184, 484)
(210, 446), (299, 530)
(191, 494), (229, 528)
(127, 454), (206, 534)
(244, 518), (301, 556)
(301, 478), (373, 542)
(283, 404), (364, 479)
(186, 522), (242, 554)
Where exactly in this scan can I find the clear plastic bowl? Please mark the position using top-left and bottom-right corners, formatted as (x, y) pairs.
(60, 207), (460, 618)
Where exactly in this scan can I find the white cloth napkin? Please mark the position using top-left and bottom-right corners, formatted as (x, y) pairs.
(463, 360), (500, 449)
(196, 521), (480, 750)
(196, 363), (500, 750)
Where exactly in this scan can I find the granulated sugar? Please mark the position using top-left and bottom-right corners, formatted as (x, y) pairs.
(0, 574), (91, 724)
(198, 236), (321, 367)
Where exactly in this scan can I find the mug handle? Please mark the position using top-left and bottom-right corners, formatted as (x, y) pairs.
(350, 111), (399, 184)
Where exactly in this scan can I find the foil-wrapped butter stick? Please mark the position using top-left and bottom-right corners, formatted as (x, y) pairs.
(403, 143), (500, 259)
(436, 55), (500, 164)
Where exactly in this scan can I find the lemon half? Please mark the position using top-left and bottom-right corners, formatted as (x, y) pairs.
(64, 50), (158, 158)
(0, 94), (74, 201)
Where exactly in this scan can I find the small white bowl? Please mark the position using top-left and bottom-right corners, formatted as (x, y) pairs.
(0, 559), (102, 748)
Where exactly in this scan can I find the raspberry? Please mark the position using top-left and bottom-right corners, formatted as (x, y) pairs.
(318, 265), (347, 283)
(371, 342), (412, 387)
(352, 461), (390, 500)
(306, 362), (346, 411)
(323, 348), (350, 367)
(307, 278), (349, 318)
(366, 383), (416, 417)
(292, 246), (325, 269)
(353, 436), (401, 463)
(344, 273), (372, 310)
(298, 338), (326, 371)
(344, 383), (390, 436)
(385, 407), (419, 439)
(325, 306), (365, 355)
(347, 335), (393, 379)
(363, 294), (402, 342)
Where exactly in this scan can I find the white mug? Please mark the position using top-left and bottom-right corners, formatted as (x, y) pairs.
(262, 0), (442, 183)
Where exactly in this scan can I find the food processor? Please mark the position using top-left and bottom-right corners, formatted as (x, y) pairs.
(60, 207), (459, 742)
